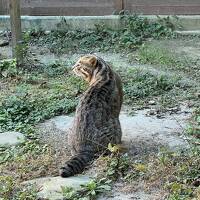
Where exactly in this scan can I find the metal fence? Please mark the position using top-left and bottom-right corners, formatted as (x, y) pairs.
(1, 0), (200, 16)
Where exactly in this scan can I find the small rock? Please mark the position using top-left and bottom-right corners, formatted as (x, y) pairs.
(0, 131), (25, 146)
(51, 116), (74, 132)
(148, 100), (156, 105)
(23, 175), (91, 200)
(0, 40), (9, 47)
(45, 30), (51, 35)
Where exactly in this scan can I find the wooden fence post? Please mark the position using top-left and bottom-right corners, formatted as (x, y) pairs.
(9, 0), (23, 65)
(121, 0), (124, 11)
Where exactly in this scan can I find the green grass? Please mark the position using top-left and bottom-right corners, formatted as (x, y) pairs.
(116, 67), (197, 111)
(0, 61), (86, 134)
(0, 175), (37, 200)
(136, 43), (200, 79)
(29, 15), (175, 55)
(187, 108), (200, 141)
(62, 178), (111, 200)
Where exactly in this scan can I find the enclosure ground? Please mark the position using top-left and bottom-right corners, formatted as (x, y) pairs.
(0, 30), (200, 200)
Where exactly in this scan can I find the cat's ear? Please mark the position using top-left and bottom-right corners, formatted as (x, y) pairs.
(88, 56), (97, 67)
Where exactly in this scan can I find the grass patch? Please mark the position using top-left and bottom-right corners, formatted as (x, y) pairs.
(136, 43), (200, 79)
(0, 61), (86, 134)
(62, 178), (111, 200)
(187, 108), (200, 143)
(116, 67), (197, 111)
(84, 145), (200, 200)
(29, 15), (175, 55)
(0, 175), (37, 200)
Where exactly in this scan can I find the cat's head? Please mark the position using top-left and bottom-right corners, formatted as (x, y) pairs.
(72, 55), (98, 82)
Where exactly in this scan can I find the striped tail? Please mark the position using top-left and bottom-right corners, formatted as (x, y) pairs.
(60, 151), (94, 177)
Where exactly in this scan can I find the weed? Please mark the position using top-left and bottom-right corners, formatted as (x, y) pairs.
(0, 175), (37, 200)
(29, 15), (175, 55)
(187, 108), (200, 139)
(136, 43), (200, 79)
(137, 44), (180, 66)
(0, 59), (17, 78)
(116, 67), (188, 109)
(0, 71), (85, 134)
(62, 178), (111, 200)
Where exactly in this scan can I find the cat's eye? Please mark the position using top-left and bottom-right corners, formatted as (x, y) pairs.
(83, 67), (88, 71)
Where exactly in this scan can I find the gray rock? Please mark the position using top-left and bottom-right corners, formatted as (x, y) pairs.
(120, 110), (190, 151)
(23, 175), (91, 200)
(0, 131), (25, 146)
(52, 115), (73, 132)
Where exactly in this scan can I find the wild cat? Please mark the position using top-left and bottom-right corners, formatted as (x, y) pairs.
(60, 55), (123, 177)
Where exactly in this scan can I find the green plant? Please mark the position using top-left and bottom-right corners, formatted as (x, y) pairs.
(136, 43), (200, 80)
(118, 68), (182, 104)
(42, 60), (70, 77)
(0, 84), (79, 133)
(0, 59), (17, 78)
(0, 175), (37, 200)
(62, 178), (111, 200)
(29, 14), (176, 55)
(138, 44), (180, 66)
(187, 108), (200, 138)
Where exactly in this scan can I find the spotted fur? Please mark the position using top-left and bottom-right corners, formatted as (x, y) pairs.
(60, 55), (123, 177)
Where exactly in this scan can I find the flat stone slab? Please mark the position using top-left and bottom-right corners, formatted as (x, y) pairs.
(0, 131), (24, 146)
(119, 110), (189, 149)
(23, 175), (91, 200)
(51, 115), (74, 132)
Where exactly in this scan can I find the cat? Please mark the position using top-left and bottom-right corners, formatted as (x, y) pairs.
(60, 55), (123, 177)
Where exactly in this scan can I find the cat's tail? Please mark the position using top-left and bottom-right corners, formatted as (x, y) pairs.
(59, 151), (94, 177)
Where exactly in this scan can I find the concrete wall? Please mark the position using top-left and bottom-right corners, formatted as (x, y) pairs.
(1, 15), (200, 32)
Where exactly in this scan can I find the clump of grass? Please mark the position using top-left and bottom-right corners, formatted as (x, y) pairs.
(29, 15), (175, 54)
(0, 68), (85, 134)
(116, 67), (191, 109)
(102, 147), (200, 200)
(137, 43), (200, 79)
(187, 108), (200, 139)
(137, 44), (181, 67)
(0, 175), (37, 200)
(0, 87), (77, 133)
(0, 59), (17, 78)
(62, 178), (111, 200)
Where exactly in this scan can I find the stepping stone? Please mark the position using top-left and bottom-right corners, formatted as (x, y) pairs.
(51, 115), (73, 132)
(0, 131), (24, 146)
(23, 175), (91, 200)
